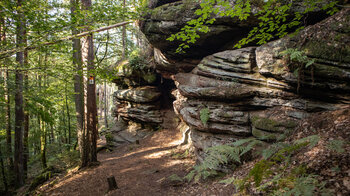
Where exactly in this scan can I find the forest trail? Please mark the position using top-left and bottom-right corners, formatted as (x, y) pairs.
(37, 110), (195, 196)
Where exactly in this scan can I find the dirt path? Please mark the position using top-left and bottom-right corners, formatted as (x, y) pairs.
(38, 110), (234, 196)
(38, 110), (190, 196)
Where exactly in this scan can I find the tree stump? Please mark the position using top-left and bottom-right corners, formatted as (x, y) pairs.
(107, 176), (118, 191)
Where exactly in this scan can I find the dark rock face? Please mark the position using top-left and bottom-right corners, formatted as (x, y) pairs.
(172, 9), (350, 160)
(141, 1), (255, 59)
(148, 0), (181, 9)
(140, 0), (336, 76)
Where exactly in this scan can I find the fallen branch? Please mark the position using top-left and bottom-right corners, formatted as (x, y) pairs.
(0, 21), (133, 59)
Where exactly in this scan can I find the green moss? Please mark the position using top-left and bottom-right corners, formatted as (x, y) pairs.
(252, 127), (279, 142)
(304, 40), (350, 63)
(150, 0), (197, 21)
(251, 116), (297, 133)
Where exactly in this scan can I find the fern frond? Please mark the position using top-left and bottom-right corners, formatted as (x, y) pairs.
(294, 134), (320, 148)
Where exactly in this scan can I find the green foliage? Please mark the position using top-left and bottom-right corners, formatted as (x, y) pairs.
(199, 108), (210, 125)
(28, 166), (60, 191)
(105, 132), (114, 145)
(167, 0), (339, 53)
(327, 139), (346, 153)
(281, 48), (315, 76)
(218, 135), (327, 195)
(185, 138), (263, 182)
(128, 49), (149, 70)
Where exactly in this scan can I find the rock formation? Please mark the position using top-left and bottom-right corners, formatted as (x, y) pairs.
(112, 60), (163, 125)
(107, 59), (164, 147)
(139, 3), (350, 161)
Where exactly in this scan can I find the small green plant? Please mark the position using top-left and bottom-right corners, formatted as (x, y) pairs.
(105, 132), (114, 145)
(219, 135), (325, 195)
(280, 48), (316, 92)
(327, 139), (346, 153)
(200, 108), (210, 125)
(185, 138), (263, 182)
(128, 49), (149, 70)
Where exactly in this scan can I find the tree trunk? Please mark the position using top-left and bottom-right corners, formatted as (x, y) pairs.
(14, 0), (25, 187)
(0, 147), (8, 193)
(122, 0), (126, 59)
(23, 36), (29, 179)
(104, 81), (108, 129)
(65, 83), (71, 145)
(1, 14), (14, 173)
(40, 121), (47, 169)
(82, 0), (98, 164)
(71, 0), (85, 161)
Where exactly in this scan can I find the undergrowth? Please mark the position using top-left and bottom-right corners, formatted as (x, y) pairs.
(182, 134), (345, 195)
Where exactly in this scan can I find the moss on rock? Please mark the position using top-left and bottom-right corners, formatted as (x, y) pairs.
(251, 115), (297, 133)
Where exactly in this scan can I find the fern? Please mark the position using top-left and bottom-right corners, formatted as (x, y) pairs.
(227, 134), (331, 195)
(200, 108), (210, 125)
(248, 159), (273, 186)
(327, 139), (345, 153)
(294, 135), (320, 149)
(185, 138), (262, 182)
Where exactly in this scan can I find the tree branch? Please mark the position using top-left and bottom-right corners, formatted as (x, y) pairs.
(0, 21), (132, 59)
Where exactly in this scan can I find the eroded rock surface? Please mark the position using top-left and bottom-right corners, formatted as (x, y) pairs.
(112, 61), (163, 130)
(171, 9), (350, 161)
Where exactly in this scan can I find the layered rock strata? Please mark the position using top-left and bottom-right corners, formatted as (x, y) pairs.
(141, 0), (335, 76)
(112, 61), (163, 126)
(172, 8), (350, 160)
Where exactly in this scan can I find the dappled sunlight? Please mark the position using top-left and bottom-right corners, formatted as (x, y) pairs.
(41, 118), (193, 196)
(161, 159), (193, 168)
(143, 149), (172, 159)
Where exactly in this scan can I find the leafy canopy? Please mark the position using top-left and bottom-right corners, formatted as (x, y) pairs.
(167, 0), (339, 53)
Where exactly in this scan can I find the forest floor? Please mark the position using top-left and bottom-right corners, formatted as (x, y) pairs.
(27, 107), (350, 196)
(35, 110), (235, 196)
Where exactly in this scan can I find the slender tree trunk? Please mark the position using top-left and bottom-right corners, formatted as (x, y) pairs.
(40, 121), (47, 169)
(23, 35), (29, 179)
(4, 69), (13, 171)
(104, 81), (108, 128)
(71, 0), (85, 159)
(99, 85), (103, 123)
(65, 83), (71, 145)
(122, 0), (126, 59)
(0, 15), (13, 172)
(82, 0), (98, 164)
(62, 107), (67, 143)
(0, 147), (8, 192)
(50, 124), (54, 144)
(14, 0), (25, 187)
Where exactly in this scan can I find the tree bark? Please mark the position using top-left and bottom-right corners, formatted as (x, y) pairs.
(0, 147), (8, 193)
(40, 121), (47, 169)
(104, 81), (108, 129)
(122, 0), (126, 59)
(71, 0), (85, 160)
(14, 0), (25, 187)
(23, 34), (29, 179)
(82, 0), (98, 164)
(65, 83), (71, 145)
